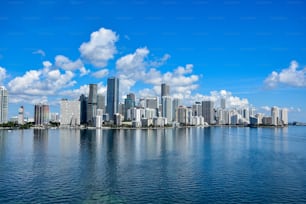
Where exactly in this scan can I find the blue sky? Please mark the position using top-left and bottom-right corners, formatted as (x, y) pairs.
(0, 0), (305, 122)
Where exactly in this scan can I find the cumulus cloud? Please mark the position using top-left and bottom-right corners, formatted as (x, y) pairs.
(264, 60), (306, 88)
(8, 62), (76, 97)
(92, 69), (109, 78)
(32, 49), (46, 57)
(79, 27), (118, 67)
(0, 66), (7, 84)
(116, 47), (149, 72)
(55, 55), (90, 76)
(143, 64), (199, 99)
(116, 47), (150, 96)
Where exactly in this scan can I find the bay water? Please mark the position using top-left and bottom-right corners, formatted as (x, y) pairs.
(1, 126), (306, 203)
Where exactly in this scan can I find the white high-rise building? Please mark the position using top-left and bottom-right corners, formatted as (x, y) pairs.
(280, 108), (288, 125)
(60, 99), (80, 127)
(18, 106), (24, 125)
(162, 96), (172, 122)
(271, 106), (279, 126)
(172, 98), (182, 121)
(0, 86), (8, 124)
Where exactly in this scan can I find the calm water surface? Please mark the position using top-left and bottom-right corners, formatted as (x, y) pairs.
(0, 127), (306, 203)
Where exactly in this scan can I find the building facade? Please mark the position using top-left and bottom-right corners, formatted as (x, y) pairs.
(202, 100), (214, 124)
(87, 84), (97, 126)
(106, 77), (119, 121)
(60, 99), (80, 127)
(34, 104), (49, 126)
(0, 86), (8, 124)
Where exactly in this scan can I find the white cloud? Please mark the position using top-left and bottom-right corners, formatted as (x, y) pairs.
(8, 62), (76, 97)
(32, 49), (46, 57)
(55, 55), (90, 76)
(0, 66), (7, 84)
(116, 47), (149, 72)
(79, 27), (118, 67)
(186, 90), (249, 108)
(92, 69), (109, 78)
(261, 106), (270, 112)
(264, 60), (306, 88)
(143, 64), (200, 100)
(43, 61), (52, 68)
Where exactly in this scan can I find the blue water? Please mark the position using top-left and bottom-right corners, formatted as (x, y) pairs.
(0, 127), (306, 203)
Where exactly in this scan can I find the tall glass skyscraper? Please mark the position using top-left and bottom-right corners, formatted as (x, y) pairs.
(107, 77), (119, 121)
(79, 94), (88, 125)
(87, 84), (97, 126)
(0, 86), (8, 124)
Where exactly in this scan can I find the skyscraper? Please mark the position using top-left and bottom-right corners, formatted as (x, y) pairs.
(192, 102), (202, 116)
(162, 96), (172, 122)
(107, 77), (119, 121)
(161, 83), (170, 116)
(124, 93), (136, 120)
(87, 84), (97, 126)
(271, 106), (279, 126)
(79, 94), (88, 125)
(18, 106), (24, 125)
(0, 86), (8, 124)
(34, 104), (49, 126)
(60, 99), (80, 127)
(97, 94), (106, 112)
(280, 108), (288, 125)
(202, 100), (215, 124)
(172, 98), (182, 121)
(161, 83), (170, 98)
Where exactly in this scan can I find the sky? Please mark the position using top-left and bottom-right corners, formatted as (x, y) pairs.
(0, 0), (306, 122)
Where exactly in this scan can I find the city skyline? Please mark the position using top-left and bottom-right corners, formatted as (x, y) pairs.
(0, 1), (305, 122)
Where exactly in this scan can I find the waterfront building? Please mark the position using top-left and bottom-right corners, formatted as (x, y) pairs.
(242, 108), (250, 123)
(96, 115), (102, 128)
(87, 84), (97, 126)
(250, 116), (258, 125)
(280, 108), (288, 125)
(271, 106), (279, 126)
(202, 100), (215, 124)
(97, 94), (105, 113)
(114, 113), (123, 126)
(255, 113), (263, 125)
(60, 99), (80, 127)
(192, 102), (202, 116)
(79, 94), (88, 125)
(124, 93), (136, 120)
(0, 86), (8, 124)
(18, 106), (24, 125)
(161, 83), (170, 116)
(146, 97), (159, 109)
(162, 96), (172, 123)
(177, 106), (188, 125)
(34, 104), (49, 126)
(262, 116), (272, 125)
(50, 112), (59, 122)
(145, 108), (156, 119)
(106, 77), (119, 121)
(172, 98), (182, 121)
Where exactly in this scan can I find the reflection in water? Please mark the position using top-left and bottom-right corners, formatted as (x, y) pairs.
(1, 127), (306, 203)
